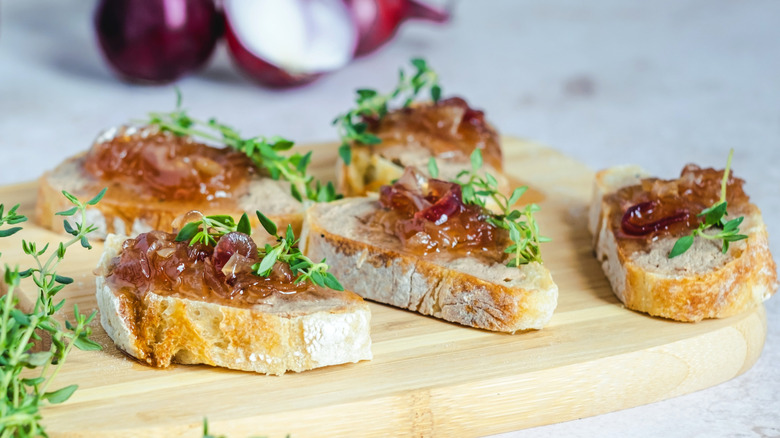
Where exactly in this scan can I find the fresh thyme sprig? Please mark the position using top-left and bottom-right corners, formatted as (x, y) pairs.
(333, 58), (442, 165)
(451, 150), (550, 267)
(668, 149), (747, 258)
(147, 92), (340, 203)
(175, 212), (344, 291)
(176, 213), (252, 247)
(254, 212), (344, 291)
(1, 189), (104, 438)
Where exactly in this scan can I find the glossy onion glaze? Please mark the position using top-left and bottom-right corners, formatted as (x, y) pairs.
(375, 167), (506, 259)
(107, 231), (308, 307)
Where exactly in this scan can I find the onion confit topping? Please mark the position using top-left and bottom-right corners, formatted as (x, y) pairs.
(212, 231), (258, 272)
(613, 164), (750, 245)
(621, 201), (690, 236)
(107, 230), (306, 307)
(83, 130), (253, 202)
(377, 167), (503, 255)
(366, 96), (502, 171)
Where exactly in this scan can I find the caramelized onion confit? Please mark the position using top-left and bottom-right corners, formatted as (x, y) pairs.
(612, 164), (750, 249)
(376, 167), (505, 257)
(107, 231), (308, 307)
(83, 130), (254, 202)
(367, 96), (502, 170)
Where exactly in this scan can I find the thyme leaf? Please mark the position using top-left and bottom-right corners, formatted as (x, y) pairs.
(454, 150), (549, 266)
(668, 149), (747, 258)
(333, 58), (442, 165)
(1, 190), (104, 437)
(147, 96), (340, 203)
(175, 213), (249, 247)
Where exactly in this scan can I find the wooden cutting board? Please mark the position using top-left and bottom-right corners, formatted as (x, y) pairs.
(0, 138), (766, 438)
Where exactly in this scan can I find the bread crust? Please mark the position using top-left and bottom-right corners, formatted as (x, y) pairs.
(96, 234), (372, 375)
(590, 166), (778, 322)
(35, 126), (304, 239)
(301, 199), (558, 333)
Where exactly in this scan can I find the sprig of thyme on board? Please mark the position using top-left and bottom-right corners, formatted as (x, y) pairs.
(668, 149), (747, 258)
(1, 189), (105, 438)
(175, 212), (343, 291)
(147, 92), (340, 203)
(435, 150), (549, 266)
(333, 58), (442, 165)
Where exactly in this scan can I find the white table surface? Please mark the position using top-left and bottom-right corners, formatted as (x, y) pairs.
(2, 0), (779, 436)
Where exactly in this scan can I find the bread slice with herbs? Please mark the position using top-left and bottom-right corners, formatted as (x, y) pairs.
(37, 102), (339, 240)
(301, 166), (557, 333)
(95, 213), (372, 375)
(333, 59), (508, 197)
(588, 160), (778, 322)
(36, 125), (305, 240)
(336, 98), (508, 197)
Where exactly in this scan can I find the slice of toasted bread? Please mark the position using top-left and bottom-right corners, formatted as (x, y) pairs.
(337, 98), (508, 197)
(589, 166), (778, 322)
(36, 126), (303, 239)
(300, 198), (558, 333)
(95, 234), (372, 375)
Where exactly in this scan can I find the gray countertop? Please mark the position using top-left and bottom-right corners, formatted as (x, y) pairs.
(1, 0), (778, 436)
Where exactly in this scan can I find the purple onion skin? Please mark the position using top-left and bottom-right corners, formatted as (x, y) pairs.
(95, 0), (222, 84)
(223, 16), (321, 88)
(345, 0), (450, 57)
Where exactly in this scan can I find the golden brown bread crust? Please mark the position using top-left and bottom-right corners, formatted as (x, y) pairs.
(590, 166), (778, 322)
(301, 199), (558, 333)
(96, 234), (372, 375)
(35, 131), (304, 239)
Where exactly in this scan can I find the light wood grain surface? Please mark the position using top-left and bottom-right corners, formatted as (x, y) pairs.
(0, 138), (766, 437)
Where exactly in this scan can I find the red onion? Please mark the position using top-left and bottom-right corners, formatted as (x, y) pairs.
(344, 0), (450, 57)
(621, 201), (690, 236)
(223, 0), (358, 88)
(94, 0), (222, 84)
(212, 232), (258, 272)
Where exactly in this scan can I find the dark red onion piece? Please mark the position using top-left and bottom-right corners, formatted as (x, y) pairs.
(212, 232), (258, 272)
(345, 0), (451, 57)
(379, 167), (465, 224)
(94, 0), (222, 84)
(621, 201), (690, 236)
(416, 183), (461, 223)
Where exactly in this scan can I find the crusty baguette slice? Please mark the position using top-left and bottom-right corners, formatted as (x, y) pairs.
(96, 234), (372, 375)
(589, 166), (778, 322)
(36, 126), (303, 239)
(300, 198), (558, 333)
(336, 98), (508, 197)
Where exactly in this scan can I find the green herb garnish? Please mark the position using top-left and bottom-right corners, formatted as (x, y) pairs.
(147, 92), (340, 203)
(254, 212), (344, 291)
(175, 211), (343, 292)
(668, 149), (747, 258)
(453, 150), (549, 267)
(175, 212), (252, 247)
(333, 58), (442, 165)
(1, 189), (104, 437)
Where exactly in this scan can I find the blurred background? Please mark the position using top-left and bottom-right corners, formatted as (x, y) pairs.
(1, 0), (779, 436)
